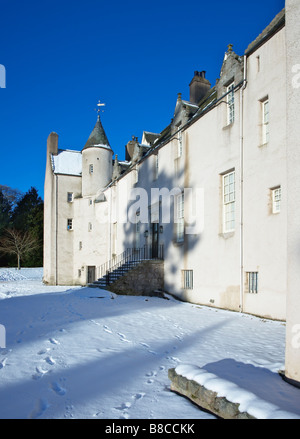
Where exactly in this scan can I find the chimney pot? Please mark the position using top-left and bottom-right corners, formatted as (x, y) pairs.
(189, 70), (211, 105)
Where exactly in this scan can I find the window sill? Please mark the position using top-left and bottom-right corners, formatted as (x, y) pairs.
(218, 231), (235, 239)
(223, 122), (234, 131)
(173, 239), (184, 247)
(258, 142), (269, 148)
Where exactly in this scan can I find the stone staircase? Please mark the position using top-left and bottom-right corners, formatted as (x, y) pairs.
(89, 245), (164, 290)
(89, 259), (143, 289)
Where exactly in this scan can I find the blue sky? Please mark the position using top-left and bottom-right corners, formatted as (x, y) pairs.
(0, 0), (284, 199)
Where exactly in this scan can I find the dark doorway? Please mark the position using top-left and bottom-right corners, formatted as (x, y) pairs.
(151, 223), (159, 258)
(87, 265), (96, 283)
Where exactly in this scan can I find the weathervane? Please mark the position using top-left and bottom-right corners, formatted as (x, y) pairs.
(95, 100), (106, 119)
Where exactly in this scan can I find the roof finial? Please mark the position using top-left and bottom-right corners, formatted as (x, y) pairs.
(95, 99), (106, 120)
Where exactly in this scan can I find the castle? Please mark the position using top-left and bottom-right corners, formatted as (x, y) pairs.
(44, 3), (300, 387)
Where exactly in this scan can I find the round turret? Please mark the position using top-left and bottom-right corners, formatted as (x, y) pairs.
(82, 114), (113, 197)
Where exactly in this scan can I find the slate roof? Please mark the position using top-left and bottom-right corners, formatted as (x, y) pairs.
(245, 8), (285, 55)
(82, 116), (111, 150)
(52, 149), (82, 176)
(142, 131), (160, 146)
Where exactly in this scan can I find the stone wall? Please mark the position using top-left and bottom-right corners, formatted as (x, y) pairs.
(168, 368), (255, 419)
(107, 260), (164, 297)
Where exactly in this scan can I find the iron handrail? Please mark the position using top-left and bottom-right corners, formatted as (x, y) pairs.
(96, 244), (164, 281)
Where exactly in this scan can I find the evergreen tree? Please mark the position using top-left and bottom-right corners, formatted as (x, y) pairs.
(0, 190), (12, 234)
(0, 186), (44, 267)
(0, 190), (13, 266)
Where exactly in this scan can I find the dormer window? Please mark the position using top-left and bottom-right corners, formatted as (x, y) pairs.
(227, 82), (235, 124)
(178, 131), (183, 158)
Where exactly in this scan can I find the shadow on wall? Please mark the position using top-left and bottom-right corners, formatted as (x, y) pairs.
(119, 151), (203, 298)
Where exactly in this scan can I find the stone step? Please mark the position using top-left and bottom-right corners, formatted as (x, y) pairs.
(91, 259), (144, 288)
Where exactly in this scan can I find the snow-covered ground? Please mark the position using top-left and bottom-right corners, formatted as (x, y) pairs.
(0, 267), (300, 420)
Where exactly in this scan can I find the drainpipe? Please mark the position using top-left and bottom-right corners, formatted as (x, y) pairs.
(55, 174), (58, 286)
(239, 55), (247, 312)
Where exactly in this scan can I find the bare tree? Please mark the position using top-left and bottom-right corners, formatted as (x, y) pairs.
(0, 228), (39, 270)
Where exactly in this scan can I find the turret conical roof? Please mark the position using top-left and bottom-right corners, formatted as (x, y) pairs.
(82, 116), (111, 151)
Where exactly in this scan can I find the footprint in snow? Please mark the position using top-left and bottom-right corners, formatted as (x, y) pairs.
(50, 381), (66, 396)
(38, 348), (50, 355)
(45, 356), (55, 365)
(133, 392), (145, 401)
(139, 342), (157, 355)
(115, 402), (132, 410)
(117, 333), (131, 343)
(32, 366), (49, 380)
(145, 371), (157, 378)
(103, 325), (112, 334)
(29, 398), (49, 419)
(49, 338), (59, 345)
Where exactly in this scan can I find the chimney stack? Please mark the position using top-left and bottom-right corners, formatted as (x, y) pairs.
(189, 70), (211, 105)
(47, 132), (58, 156)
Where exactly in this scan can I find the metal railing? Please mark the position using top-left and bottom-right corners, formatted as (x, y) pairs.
(96, 244), (164, 283)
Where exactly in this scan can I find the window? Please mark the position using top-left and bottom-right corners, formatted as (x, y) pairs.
(79, 241), (82, 250)
(153, 154), (159, 180)
(223, 171), (235, 232)
(135, 212), (141, 248)
(262, 98), (269, 144)
(227, 82), (235, 124)
(178, 132), (183, 158)
(272, 186), (281, 213)
(67, 192), (73, 203)
(67, 219), (73, 230)
(256, 55), (260, 73)
(88, 198), (93, 206)
(89, 164), (94, 174)
(88, 222), (92, 232)
(134, 167), (139, 184)
(182, 270), (193, 289)
(247, 272), (258, 294)
(176, 192), (184, 242)
(78, 269), (81, 278)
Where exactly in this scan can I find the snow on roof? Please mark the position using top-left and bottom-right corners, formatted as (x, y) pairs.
(52, 149), (82, 176)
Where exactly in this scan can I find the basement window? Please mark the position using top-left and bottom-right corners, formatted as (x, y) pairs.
(182, 270), (193, 289)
